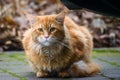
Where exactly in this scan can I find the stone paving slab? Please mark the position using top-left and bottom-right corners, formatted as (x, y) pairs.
(0, 49), (120, 80)
(71, 77), (110, 80)
(0, 71), (19, 80)
(92, 59), (118, 70)
(0, 74), (19, 80)
(97, 57), (120, 65)
(101, 69), (120, 79)
(92, 59), (120, 80)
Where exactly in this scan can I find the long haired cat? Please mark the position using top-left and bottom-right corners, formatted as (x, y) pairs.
(22, 11), (100, 78)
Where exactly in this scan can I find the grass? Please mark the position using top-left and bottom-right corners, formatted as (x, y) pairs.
(0, 52), (26, 62)
(93, 49), (120, 57)
(97, 58), (120, 68)
(0, 68), (26, 80)
(93, 49), (120, 68)
(93, 49), (120, 53)
(8, 53), (26, 62)
(0, 52), (27, 80)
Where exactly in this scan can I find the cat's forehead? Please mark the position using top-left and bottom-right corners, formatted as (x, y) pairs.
(37, 15), (56, 25)
(33, 15), (58, 28)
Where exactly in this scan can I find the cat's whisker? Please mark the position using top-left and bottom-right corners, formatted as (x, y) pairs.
(53, 39), (70, 49)
(58, 42), (70, 49)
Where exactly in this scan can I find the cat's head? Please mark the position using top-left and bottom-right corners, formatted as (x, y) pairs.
(24, 11), (66, 47)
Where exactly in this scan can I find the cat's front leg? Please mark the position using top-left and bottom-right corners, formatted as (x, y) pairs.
(36, 71), (48, 78)
(58, 70), (70, 78)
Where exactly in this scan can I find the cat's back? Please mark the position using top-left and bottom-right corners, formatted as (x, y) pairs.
(64, 16), (92, 39)
(64, 16), (93, 58)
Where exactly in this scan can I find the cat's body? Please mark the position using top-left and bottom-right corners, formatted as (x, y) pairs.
(22, 11), (100, 77)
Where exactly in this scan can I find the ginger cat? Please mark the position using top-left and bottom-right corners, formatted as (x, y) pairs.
(22, 11), (100, 78)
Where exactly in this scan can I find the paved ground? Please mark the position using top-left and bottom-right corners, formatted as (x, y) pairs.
(0, 48), (120, 80)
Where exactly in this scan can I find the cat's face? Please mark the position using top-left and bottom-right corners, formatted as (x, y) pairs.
(25, 11), (66, 47)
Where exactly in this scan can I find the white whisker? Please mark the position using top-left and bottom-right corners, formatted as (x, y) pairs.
(51, 39), (70, 49)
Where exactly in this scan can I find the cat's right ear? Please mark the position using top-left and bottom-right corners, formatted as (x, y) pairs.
(23, 12), (36, 28)
(55, 10), (67, 25)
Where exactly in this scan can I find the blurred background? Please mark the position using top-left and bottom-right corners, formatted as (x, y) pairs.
(0, 0), (120, 51)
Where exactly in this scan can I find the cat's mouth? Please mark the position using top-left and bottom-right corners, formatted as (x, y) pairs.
(43, 41), (51, 46)
(37, 37), (57, 47)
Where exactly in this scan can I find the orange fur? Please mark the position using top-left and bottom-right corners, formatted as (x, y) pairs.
(22, 11), (100, 77)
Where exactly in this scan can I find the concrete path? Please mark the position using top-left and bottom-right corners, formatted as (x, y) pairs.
(0, 49), (120, 80)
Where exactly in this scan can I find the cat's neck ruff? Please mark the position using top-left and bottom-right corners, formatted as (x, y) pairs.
(29, 39), (65, 56)
(40, 44), (63, 55)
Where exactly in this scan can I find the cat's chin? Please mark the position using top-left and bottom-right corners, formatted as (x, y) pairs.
(43, 42), (51, 47)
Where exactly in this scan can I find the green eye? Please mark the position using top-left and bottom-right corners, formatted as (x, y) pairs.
(38, 28), (43, 32)
(50, 28), (56, 32)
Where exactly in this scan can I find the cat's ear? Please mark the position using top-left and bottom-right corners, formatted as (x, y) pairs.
(23, 12), (36, 27)
(55, 10), (67, 25)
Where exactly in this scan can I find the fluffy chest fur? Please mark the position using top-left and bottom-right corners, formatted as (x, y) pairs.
(25, 37), (73, 72)
(37, 43), (63, 55)
(37, 52), (72, 72)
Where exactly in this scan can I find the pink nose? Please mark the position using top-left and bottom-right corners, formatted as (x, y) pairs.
(44, 35), (49, 39)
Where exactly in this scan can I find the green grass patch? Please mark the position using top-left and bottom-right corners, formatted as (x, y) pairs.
(0, 68), (26, 80)
(93, 49), (120, 54)
(93, 49), (120, 68)
(0, 52), (26, 62)
(97, 58), (120, 68)
(8, 53), (26, 61)
(93, 49), (120, 57)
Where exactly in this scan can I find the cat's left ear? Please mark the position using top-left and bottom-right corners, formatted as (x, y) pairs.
(55, 10), (67, 25)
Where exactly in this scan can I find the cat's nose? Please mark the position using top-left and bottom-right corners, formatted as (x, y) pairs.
(44, 35), (49, 39)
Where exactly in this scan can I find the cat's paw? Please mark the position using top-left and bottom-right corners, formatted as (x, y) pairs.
(58, 71), (70, 78)
(36, 72), (48, 78)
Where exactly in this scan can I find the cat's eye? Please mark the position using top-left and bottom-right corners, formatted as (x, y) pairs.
(38, 28), (43, 32)
(50, 28), (56, 32)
